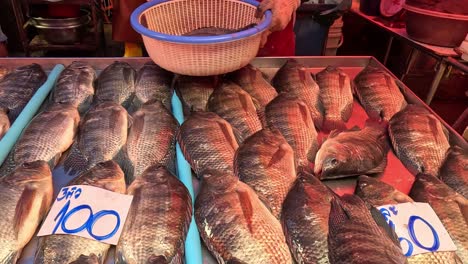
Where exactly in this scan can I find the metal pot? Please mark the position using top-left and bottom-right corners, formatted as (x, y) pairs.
(30, 10), (91, 45)
(404, 4), (468, 47)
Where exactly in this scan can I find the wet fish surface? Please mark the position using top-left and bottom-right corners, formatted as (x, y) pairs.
(0, 63), (47, 122)
(195, 170), (293, 263)
(265, 94), (319, 169)
(63, 102), (129, 176)
(389, 104), (450, 176)
(272, 59), (324, 129)
(316, 66), (353, 131)
(174, 75), (217, 116)
(208, 81), (262, 143)
(234, 128), (296, 218)
(0, 161), (53, 264)
(125, 101), (178, 182)
(52, 61), (96, 114)
(35, 161), (126, 264)
(0, 65), (8, 80)
(354, 66), (407, 121)
(410, 174), (468, 263)
(183, 24), (256, 36)
(95, 61), (136, 109)
(116, 165), (192, 264)
(438, 146), (468, 199)
(355, 175), (463, 264)
(282, 171), (332, 264)
(132, 62), (174, 111)
(314, 121), (388, 179)
(177, 111), (238, 177)
(328, 195), (407, 264)
(0, 107), (10, 140)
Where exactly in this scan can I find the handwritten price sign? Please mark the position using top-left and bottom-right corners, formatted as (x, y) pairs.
(377, 202), (456, 256)
(38, 185), (133, 245)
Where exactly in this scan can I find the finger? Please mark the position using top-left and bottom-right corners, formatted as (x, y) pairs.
(255, 0), (274, 18)
(260, 30), (271, 48)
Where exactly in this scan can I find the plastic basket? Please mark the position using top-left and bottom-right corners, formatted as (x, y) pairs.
(131, 0), (272, 76)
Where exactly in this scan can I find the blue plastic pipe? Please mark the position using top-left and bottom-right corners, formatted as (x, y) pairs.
(0, 64), (65, 165)
(171, 93), (203, 264)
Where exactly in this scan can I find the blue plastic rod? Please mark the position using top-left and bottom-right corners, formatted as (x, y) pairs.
(171, 93), (203, 264)
(0, 64), (65, 165)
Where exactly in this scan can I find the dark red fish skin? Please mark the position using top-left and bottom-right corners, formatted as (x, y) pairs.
(177, 112), (238, 177)
(0, 107), (10, 140)
(282, 171), (332, 264)
(327, 195), (407, 264)
(174, 75), (217, 116)
(438, 146), (468, 199)
(133, 62), (174, 111)
(195, 170), (293, 264)
(95, 61), (136, 109)
(272, 59), (324, 129)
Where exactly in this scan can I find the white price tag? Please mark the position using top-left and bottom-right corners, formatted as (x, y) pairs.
(377, 202), (457, 257)
(38, 185), (133, 245)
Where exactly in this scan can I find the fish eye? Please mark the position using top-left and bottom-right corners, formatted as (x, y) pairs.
(330, 158), (338, 166)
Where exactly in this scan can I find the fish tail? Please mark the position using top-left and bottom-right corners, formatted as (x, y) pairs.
(328, 196), (349, 235)
(322, 118), (347, 132)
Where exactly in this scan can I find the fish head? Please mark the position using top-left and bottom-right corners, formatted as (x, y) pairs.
(355, 175), (413, 205)
(314, 141), (350, 179)
(8, 160), (52, 184)
(140, 164), (174, 184)
(71, 161), (126, 193)
(200, 169), (238, 194)
(412, 174), (454, 200)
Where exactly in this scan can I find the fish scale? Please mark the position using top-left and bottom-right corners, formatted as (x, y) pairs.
(0, 108), (9, 139)
(95, 61), (136, 109)
(438, 146), (468, 199)
(174, 75), (216, 116)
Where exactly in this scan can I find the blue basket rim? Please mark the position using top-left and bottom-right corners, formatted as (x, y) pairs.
(130, 0), (272, 44)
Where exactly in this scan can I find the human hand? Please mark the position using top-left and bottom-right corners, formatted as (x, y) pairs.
(255, 0), (301, 47)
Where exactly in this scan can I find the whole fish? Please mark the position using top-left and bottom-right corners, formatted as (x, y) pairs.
(174, 75), (217, 116)
(13, 103), (80, 167)
(272, 59), (324, 129)
(0, 161), (53, 264)
(328, 195), (407, 264)
(195, 170), (293, 263)
(0, 63), (47, 122)
(52, 61), (96, 114)
(64, 102), (129, 176)
(314, 121), (388, 179)
(35, 161), (126, 264)
(0, 107), (9, 140)
(355, 175), (463, 264)
(177, 111), (238, 177)
(234, 128), (296, 218)
(265, 94), (318, 169)
(282, 171), (333, 264)
(132, 62), (174, 111)
(116, 165), (192, 264)
(316, 66), (353, 131)
(208, 82), (262, 143)
(125, 101), (178, 183)
(389, 104), (450, 176)
(438, 146), (468, 199)
(95, 61), (136, 109)
(354, 66), (407, 121)
(410, 174), (468, 263)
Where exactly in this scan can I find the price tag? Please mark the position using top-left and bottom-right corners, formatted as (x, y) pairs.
(377, 202), (457, 257)
(38, 185), (133, 245)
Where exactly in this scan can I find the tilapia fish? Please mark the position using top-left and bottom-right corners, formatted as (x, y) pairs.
(282, 171), (332, 264)
(328, 195), (407, 264)
(389, 104), (450, 176)
(95, 61), (136, 109)
(355, 175), (463, 264)
(438, 146), (468, 199)
(52, 61), (96, 114)
(125, 101), (178, 183)
(410, 174), (468, 263)
(13, 103), (80, 167)
(174, 75), (217, 116)
(0, 107), (9, 140)
(354, 66), (407, 121)
(177, 111), (238, 177)
(208, 82), (262, 143)
(195, 170), (293, 263)
(35, 161), (126, 264)
(272, 59), (324, 129)
(116, 165), (192, 264)
(265, 94), (319, 169)
(316, 66), (353, 131)
(234, 128), (296, 218)
(64, 102), (129, 176)
(0, 161), (52, 263)
(132, 62), (174, 111)
(314, 122), (388, 179)
(0, 63), (47, 122)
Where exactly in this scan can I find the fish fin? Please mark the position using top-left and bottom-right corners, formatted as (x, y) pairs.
(0, 152), (16, 177)
(454, 195), (468, 221)
(297, 101), (312, 129)
(298, 68), (308, 84)
(69, 254), (100, 264)
(48, 153), (62, 169)
(365, 157), (387, 175)
(427, 114), (449, 145)
(238, 91), (256, 113)
(226, 258), (244, 264)
(322, 119), (347, 132)
(216, 119), (239, 150)
(147, 255), (169, 264)
(126, 186), (141, 229)
(114, 147), (133, 184)
(370, 206), (401, 247)
(267, 143), (291, 168)
(63, 142), (89, 176)
(14, 185), (39, 241)
(328, 197), (349, 234)
(236, 189), (254, 233)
